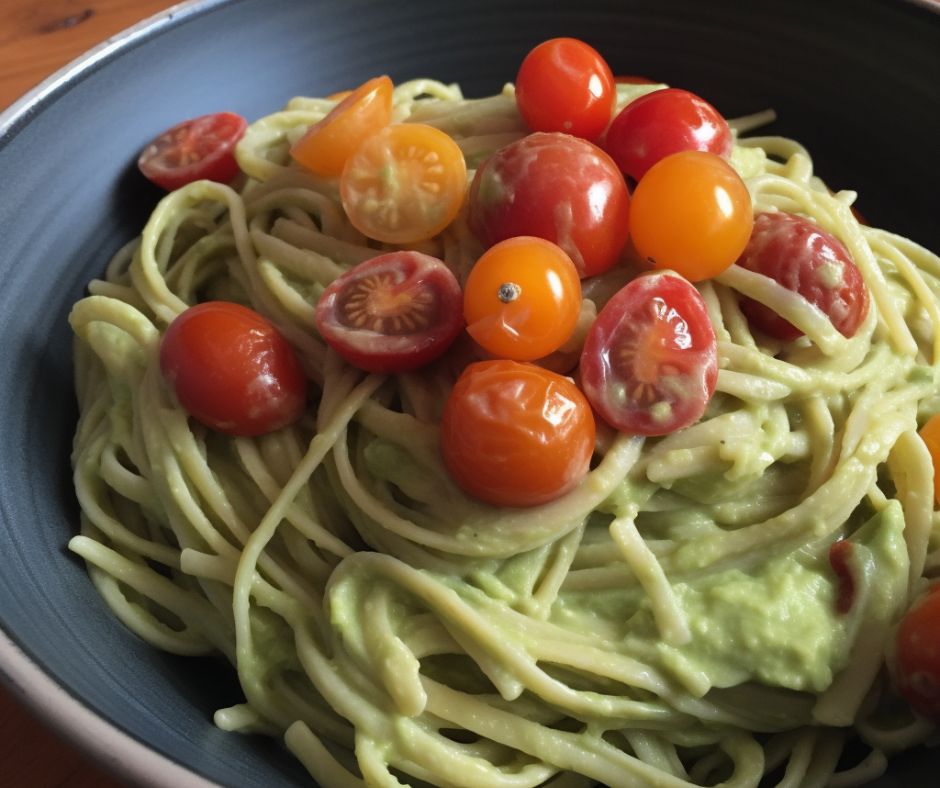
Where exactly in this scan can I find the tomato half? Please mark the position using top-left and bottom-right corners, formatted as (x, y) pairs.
(440, 360), (595, 507)
(291, 75), (393, 177)
(919, 413), (940, 507)
(579, 271), (718, 435)
(315, 251), (463, 373)
(630, 150), (753, 282)
(515, 38), (615, 140)
(463, 236), (582, 361)
(160, 302), (306, 436)
(735, 211), (869, 340)
(469, 132), (630, 278)
(138, 112), (248, 191)
(896, 588), (940, 720)
(340, 123), (467, 244)
(604, 88), (733, 182)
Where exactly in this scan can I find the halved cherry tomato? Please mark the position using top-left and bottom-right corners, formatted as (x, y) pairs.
(579, 271), (718, 435)
(630, 151), (753, 282)
(604, 88), (733, 182)
(160, 302), (306, 436)
(515, 38), (615, 140)
(340, 123), (467, 244)
(469, 132), (630, 278)
(138, 112), (248, 191)
(463, 236), (581, 361)
(919, 413), (940, 506)
(896, 588), (940, 720)
(291, 75), (393, 177)
(736, 211), (869, 340)
(315, 251), (463, 373)
(440, 360), (595, 507)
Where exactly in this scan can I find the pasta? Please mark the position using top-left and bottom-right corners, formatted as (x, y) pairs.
(68, 77), (940, 787)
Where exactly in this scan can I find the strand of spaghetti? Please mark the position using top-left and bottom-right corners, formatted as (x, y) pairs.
(285, 721), (367, 788)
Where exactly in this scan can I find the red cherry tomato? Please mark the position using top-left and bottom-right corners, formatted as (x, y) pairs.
(160, 302), (306, 436)
(604, 89), (733, 182)
(896, 588), (940, 720)
(440, 360), (595, 507)
(515, 38), (615, 140)
(138, 112), (248, 191)
(469, 132), (630, 278)
(614, 75), (658, 85)
(580, 271), (718, 436)
(736, 211), (869, 340)
(315, 251), (463, 374)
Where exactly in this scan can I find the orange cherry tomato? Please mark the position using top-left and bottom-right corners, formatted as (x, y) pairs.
(463, 236), (581, 361)
(340, 123), (467, 244)
(919, 413), (940, 506)
(441, 360), (595, 507)
(290, 75), (393, 177)
(630, 150), (753, 282)
(896, 588), (940, 720)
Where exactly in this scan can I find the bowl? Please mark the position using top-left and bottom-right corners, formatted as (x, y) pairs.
(1, 0), (938, 785)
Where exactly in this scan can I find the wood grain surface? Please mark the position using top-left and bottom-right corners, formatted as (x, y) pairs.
(1, 4), (181, 785)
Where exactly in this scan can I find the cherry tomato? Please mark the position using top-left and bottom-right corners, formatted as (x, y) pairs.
(315, 251), (463, 373)
(736, 211), (869, 340)
(340, 123), (467, 244)
(630, 151), (753, 282)
(515, 38), (615, 140)
(469, 132), (630, 278)
(919, 413), (940, 507)
(604, 88), (733, 182)
(614, 75), (658, 85)
(463, 237), (581, 361)
(440, 360), (595, 507)
(160, 302), (306, 436)
(896, 589), (940, 720)
(580, 271), (718, 436)
(290, 75), (393, 177)
(138, 112), (248, 191)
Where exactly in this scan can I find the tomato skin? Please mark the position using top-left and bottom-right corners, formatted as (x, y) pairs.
(630, 150), (753, 282)
(604, 88), (732, 182)
(736, 211), (869, 340)
(515, 38), (615, 140)
(469, 132), (630, 278)
(896, 588), (940, 720)
(580, 271), (718, 436)
(160, 302), (306, 436)
(919, 413), (940, 506)
(138, 112), (248, 191)
(315, 251), (463, 374)
(441, 360), (595, 507)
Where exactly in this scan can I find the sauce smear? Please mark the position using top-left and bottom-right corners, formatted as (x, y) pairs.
(828, 540), (855, 614)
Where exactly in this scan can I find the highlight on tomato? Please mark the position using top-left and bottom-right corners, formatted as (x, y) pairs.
(735, 211), (870, 340)
(515, 38), (615, 140)
(630, 150), (753, 282)
(604, 88), (733, 182)
(315, 251), (463, 373)
(138, 112), (248, 191)
(290, 75), (393, 177)
(468, 132), (630, 278)
(919, 413), (940, 507)
(579, 271), (718, 436)
(160, 302), (306, 436)
(340, 123), (467, 244)
(463, 236), (582, 361)
(895, 587), (940, 720)
(440, 360), (595, 507)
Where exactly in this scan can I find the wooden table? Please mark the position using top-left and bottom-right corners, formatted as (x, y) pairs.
(0, 3), (182, 783)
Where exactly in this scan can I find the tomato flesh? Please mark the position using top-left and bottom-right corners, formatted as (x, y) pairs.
(579, 271), (718, 435)
(469, 132), (630, 278)
(736, 211), (869, 340)
(441, 360), (595, 507)
(138, 112), (248, 191)
(315, 251), (463, 374)
(896, 588), (940, 720)
(160, 302), (306, 436)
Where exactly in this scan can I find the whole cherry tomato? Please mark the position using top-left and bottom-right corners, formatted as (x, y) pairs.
(469, 132), (630, 278)
(515, 38), (615, 140)
(315, 251), (463, 373)
(440, 360), (595, 507)
(160, 302), (306, 436)
(735, 211), (869, 340)
(579, 271), (718, 435)
(896, 588), (940, 720)
(138, 112), (248, 191)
